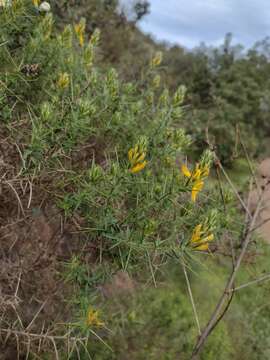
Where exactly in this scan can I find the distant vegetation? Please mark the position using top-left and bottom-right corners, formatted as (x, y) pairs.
(54, 1), (270, 166)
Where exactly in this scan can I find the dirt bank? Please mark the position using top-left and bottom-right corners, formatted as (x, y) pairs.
(248, 158), (270, 242)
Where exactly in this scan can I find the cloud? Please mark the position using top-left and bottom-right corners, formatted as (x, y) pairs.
(138, 0), (270, 48)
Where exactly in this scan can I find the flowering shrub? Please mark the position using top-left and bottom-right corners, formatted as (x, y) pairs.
(0, 1), (239, 358)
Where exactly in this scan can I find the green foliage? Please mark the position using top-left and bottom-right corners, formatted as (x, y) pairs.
(2, 2), (269, 360)
(162, 35), (270, 166)
(1, 0), (223, 322)
(1, 2), (221, 264)
(45, 3), (270, 166)
(84, 281), (233, 360)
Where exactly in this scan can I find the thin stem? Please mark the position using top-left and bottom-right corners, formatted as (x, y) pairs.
(218, 161), (251, 219)
(182, 262), (201, 336)
(251, 217), (270, 233)
(228, 273), (270, 293)
(191, 190), (264, 359)
(239, 130), (261, 194)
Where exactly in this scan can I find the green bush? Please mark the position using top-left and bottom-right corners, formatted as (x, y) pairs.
(85, 283), (233, 360)
(1, 2), (263, 360)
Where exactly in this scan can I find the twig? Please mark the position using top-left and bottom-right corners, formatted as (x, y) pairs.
(215, 164), (237, 265)
(205, 290), (234, 340)
(191, 189), (264, 359)
(241, 179), (254, 247)
(14, 271), (22, 298)
(147, 250), (157, 288)
(27, 179), (33, 209)
(0, 41), (8, 47)
(182, 262), (201, 336)
(244, 180), (253, 226)
(228, 235), (236, 268)
(26, 301), (47, 331)
(238, 129), (261, 193)
(0, 328), (88, 342)
(217, 160), (251, 218)
(228, 273), (270, 293)
(51, 337), (60, 360)
(215, 165), (226, 212)
(4, 180), (25, 217)
(251, 217), (270, 233)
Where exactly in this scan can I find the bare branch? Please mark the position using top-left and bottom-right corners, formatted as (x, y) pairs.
(191, 188), (264, 359)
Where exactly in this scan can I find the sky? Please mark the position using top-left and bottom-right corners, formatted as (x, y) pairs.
(129, 0), (270, 49)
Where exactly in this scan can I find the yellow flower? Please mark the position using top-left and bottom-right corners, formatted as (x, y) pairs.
(128, 145), (147, 174)
(191, 180), (204, 202)
(181, 164), (192, 178)
(74, 20), (86, 47)
(190, 224), (214, 251)
(86, 307), (104, 328)
(150, 51), (163, 68)
(181, 163), (209, 202)
(32, 0), (40, 6)
(57, 72), (69, 89)
(130, 161), (147, 173)
(181, 163), (209, 180)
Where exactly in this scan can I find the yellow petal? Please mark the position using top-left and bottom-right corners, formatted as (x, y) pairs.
(136, 152), (146, 163)
(194, 243), (209, 251)
(128, 148), (134, 162)
(201, 165), (210, 177)
(202, 233), (214, 242)
(191, 224), (202, 243)
(74, 23), (85, 47)
(191, 180), (204, 202)
(130, 161), (147, 174)
(134, 144), (139, 154)
(192, 164), (201, 180)
(79, 33), (84, 47)
(86, 308), (104, 327)
(181, 164), (191, 178)
(74, 24), (80, 35)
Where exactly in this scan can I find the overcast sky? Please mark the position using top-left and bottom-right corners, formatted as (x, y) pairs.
(134, 0), (270, 49)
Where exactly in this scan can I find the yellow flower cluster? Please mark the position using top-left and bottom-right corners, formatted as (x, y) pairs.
(190, 223), (214, 251)
(150, 51), (163, 68)
(86, 307), (104, 328)
(181, 163), (209, 202)
(128, 145), (147, 174)
(57, 72), (69, 89)
(74, 20), (86, 47)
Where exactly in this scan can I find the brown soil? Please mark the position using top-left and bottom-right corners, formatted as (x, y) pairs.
(0, 127), (92, 359)
(248, 158), (270, 242)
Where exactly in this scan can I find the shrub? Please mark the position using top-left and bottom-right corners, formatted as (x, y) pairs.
(0, 2), (248, 359)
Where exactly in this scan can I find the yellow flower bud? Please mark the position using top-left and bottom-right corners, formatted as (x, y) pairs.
(74, 19), (86, 47)
(57, 72), (69, 89)
(150, 51), (163, 68)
